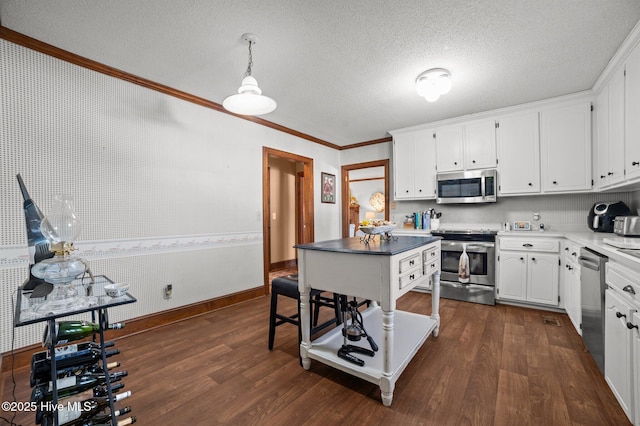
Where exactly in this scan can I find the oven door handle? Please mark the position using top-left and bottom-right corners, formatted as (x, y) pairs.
(441, 241), (495, 250)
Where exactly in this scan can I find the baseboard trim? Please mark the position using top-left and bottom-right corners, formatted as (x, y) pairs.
(270, 259), (297, 271)
(0, 286), (265, 375)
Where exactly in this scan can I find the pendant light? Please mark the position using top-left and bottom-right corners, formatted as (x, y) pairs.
(415, 68), (452, 102)
(223, 33), (277, 116)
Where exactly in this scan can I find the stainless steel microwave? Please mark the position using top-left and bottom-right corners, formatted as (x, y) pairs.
(436, 169), (497, 204)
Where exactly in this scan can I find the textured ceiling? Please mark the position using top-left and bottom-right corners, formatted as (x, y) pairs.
(1, 1), (640, 146)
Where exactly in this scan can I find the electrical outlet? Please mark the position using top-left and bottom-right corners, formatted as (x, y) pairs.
(164, 284), (173, 300)
(533, 212), (540, 221)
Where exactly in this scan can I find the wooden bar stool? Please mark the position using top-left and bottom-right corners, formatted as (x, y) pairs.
(268, 275), (341, 350)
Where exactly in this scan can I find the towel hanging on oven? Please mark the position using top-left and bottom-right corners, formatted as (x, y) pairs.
(458, 243), (470, 284)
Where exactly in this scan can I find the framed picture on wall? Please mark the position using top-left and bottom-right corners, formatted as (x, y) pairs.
(321, 172), (336, 203)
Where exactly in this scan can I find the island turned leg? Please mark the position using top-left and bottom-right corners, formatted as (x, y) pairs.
(380, 309), (395, 406)
(298, 255), (312, 370)
(432, 270), (441, 337)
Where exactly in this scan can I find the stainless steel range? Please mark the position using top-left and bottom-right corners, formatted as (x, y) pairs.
(430, 229), (497, 305)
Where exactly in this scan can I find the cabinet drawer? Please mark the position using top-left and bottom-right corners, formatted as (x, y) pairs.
(500, 238), (559, 253)
(399, 253), (422, 273)
(423, 256), (440, 275)
(423, 246), (439, 263)
(606, 262), (640, 305)
(562, 240), (581, 262)
(399, 268), (423, 290)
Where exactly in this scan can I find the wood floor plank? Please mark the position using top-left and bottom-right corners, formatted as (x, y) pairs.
(494, 369), (531, 426)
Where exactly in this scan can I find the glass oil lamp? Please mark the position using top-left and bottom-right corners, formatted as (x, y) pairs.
(31, 195), (94, 315)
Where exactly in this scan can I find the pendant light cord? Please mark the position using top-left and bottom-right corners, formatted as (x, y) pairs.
(243, 40), (254, 78)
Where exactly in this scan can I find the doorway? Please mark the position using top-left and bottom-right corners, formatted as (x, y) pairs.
(341, 160), (390, 237)
(262, 147), (314, 295)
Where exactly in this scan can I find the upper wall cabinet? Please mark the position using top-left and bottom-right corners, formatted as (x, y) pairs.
(393, 129), (436, 200)
(626, 42), (640, 180)
(596, 66), (626, 189)
(435, 119), (496, 173)
(434, 125), (464, 172)
(540, 102), (592, 193)
(496, 112), (541, 195)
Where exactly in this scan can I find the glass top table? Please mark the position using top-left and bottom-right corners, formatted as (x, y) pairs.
(14, 275), (136, 327)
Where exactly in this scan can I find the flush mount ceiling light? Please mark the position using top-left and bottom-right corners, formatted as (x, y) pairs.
(223, 33), (277, 116)
(415, 68), (452, 102)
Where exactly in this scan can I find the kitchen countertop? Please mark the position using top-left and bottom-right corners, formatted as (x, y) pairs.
(500, 230), (640, 270)
(294, 235), (440, 256)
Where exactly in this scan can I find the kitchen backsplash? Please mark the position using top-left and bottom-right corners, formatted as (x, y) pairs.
(392, 191), (639, 231)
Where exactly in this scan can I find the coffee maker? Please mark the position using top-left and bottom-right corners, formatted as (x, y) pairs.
(588, 201), (632, 233)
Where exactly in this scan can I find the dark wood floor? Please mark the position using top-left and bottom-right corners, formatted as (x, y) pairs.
(2, 291), (630, 425)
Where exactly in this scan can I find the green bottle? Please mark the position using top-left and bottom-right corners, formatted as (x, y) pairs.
(43, 320), (125, 345)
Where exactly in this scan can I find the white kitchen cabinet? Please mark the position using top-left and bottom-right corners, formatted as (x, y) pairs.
(463, 119), (497, 170)
(497, 252), (528, 301)
(540, 102), (592, 192)
(497, 237), (559, 307)
(392, 129), (436, 200)
(604, 289), (635, 422)
(561, 240), (581, 335)
(434, 125), (464, 172)
(626, 42), (640, 181)
(595, 66), (626, 189)
(496, 112), (541, 195)
(435, 119), (496, 173)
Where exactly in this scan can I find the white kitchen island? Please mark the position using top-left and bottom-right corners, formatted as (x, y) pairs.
(295, 235), (441, 406)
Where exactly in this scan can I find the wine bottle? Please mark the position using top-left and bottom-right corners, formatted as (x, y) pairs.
(31, 348), (120, 386)
(78, 406), (132, 425)
(53, 391), (132, 425)
(31, 357), (121, 388)
(43, 321), (125, 345)
(93, 416), (136, 426)
(40, 402), (132, 426)
(32, 341), (115, 364)
(31, 371), (126, 402)
(16, 173), (55, 290)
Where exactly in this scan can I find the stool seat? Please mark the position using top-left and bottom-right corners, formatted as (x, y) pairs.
(268, 276), (341, 352)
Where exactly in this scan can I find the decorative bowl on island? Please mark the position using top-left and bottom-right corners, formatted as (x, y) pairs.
(359, 220), (397, 235)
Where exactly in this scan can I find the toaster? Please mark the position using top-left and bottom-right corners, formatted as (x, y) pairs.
(613, 216), (640, 236)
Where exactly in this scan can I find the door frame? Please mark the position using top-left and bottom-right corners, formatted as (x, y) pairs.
(341, 159), (390, 237)
(262, 147), (314, 294)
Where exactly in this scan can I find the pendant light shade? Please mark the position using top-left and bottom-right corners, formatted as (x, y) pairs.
(223, 33), (277, 116)
(416, 68), (452, 103)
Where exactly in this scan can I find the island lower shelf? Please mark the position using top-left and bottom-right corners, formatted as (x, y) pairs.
(305, 306), (437, 385)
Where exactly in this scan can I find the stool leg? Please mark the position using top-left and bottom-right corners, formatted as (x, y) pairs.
(313, 293), (321, 327)
(333, 293), (342, 325)
(268, 291), (278, 350)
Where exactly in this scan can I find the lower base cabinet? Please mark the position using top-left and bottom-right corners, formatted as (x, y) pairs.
(604, 289), (635, 423)
(497, 252), (559, 306)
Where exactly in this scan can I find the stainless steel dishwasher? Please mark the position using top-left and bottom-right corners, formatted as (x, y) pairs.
(578, 247), (608, 374)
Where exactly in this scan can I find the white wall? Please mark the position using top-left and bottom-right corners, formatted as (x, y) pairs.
(0, 39), (340, 352)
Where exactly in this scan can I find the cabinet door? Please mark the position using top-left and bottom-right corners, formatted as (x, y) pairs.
(595, 86), (611, 188)
(414, 130), (437, 199)
(435, 125), (464, 172)
(604, 289), (634, 421)
(393, 133), (416, 199)
(625, 44), (640, 180)
(496, 112), (540, 194)
(567, 263), (582, 334)
(527, 253), (559, 306)
(540, 102), (592, 192)
(498, 253), (527, 301)
(608, 67), (626, 185)
(464, 119), (496, 170)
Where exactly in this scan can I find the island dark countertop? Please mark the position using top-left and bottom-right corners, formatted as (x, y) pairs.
(294, 235), (440, 256)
